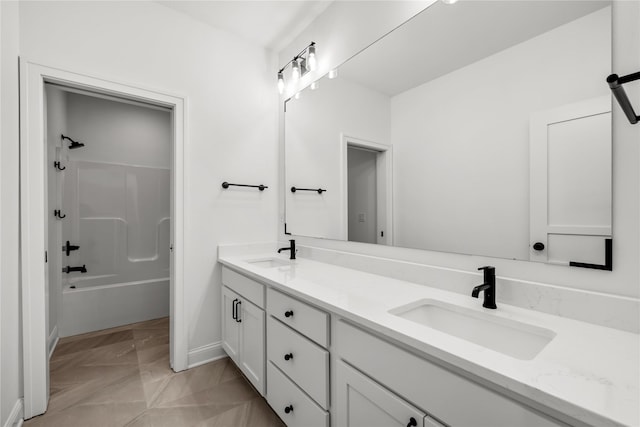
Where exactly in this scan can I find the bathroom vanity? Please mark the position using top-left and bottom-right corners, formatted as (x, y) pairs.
(218, 245), (638, 427)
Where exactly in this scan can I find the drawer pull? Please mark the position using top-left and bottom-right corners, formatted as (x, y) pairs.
(284, 353), (294, 361)
(407, 417), (417, 427)
(284, 405), (293, 414)
(284, 310), (294, 318)
(232, 299), (238, 320)
(235, 300), (242, 323)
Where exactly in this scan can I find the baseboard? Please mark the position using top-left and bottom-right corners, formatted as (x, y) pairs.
(3, 398), (24, 427)
(48, 325), (59, 360)
(187, 341), (226, 369)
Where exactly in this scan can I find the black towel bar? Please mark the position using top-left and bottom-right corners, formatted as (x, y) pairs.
(221, 182), (268, 191)
(607, 71), (640, 125)
(290, 186), (326, 194)
(569, 238), (612, 271)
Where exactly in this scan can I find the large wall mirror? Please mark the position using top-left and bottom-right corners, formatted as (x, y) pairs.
(285, 0), (613, 266)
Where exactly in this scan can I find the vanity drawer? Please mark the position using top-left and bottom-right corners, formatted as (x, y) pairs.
(222, 267), (264, 308)
(267, 288), (328, 347)
(267, 362), (329, 427)
(267, 316), (329, 409)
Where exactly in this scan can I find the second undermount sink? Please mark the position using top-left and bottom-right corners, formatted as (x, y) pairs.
(389, 299), (555, 360)
(245, 257), (291, 268)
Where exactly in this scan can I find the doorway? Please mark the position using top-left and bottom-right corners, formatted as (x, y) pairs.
(20, 60), (187, 419)
(341, 135), (393, 245)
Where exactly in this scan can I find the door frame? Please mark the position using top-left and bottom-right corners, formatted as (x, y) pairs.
(340, 134), (393, 245)
(20, 59), (188, 418)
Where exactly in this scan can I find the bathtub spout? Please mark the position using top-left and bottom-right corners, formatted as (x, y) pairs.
(64, 265), (87, 274)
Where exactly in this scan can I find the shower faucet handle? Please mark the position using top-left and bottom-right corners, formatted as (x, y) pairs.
(63, 240), (80, 256)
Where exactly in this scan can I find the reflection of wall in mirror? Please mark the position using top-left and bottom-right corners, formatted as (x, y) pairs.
(285, 76), (390, 239)
(391, 7), (610, 260)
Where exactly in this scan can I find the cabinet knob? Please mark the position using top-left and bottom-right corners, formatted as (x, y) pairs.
(284, 405), (293, 414)
(284, 310), (294, 318)
(284, 353), (293, 361)
(407, 417), (417, 427)
(533, 242), (545, 251)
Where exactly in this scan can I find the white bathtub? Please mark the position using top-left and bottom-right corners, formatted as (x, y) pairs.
(59, 276), (170, 337)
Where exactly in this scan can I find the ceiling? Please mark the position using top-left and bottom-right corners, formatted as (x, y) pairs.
(157, 1), (333, 52)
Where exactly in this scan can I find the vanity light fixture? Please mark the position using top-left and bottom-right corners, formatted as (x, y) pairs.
(277, 41), (316, 94)
(441, 0), (459, 4)
(292, 60), (301, 81)
(310, 81), (319, 91)
(328, 68), (338, 79)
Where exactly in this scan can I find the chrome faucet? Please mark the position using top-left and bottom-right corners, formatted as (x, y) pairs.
(472, 266), (497, 309)
(277, 239), (296, 260)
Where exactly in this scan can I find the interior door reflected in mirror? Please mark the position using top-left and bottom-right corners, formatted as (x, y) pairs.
(284, 0), (612, 266)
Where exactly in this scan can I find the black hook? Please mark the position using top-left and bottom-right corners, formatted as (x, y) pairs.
(54, 161), (66, 171)
(54, 209), (66, 219)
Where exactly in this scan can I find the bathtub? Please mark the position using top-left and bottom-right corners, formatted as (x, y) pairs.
(59, 276), (170, 337)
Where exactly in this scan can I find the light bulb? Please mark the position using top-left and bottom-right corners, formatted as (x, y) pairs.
(441, 0), (459, 4)
(310, 81), (319, 91)
(294, 91), (301, 100)
(307, 45), (317, 71)
(292, 59), (300, 81)
(277, 72), (285, 94)
(328, 68), (338, 79)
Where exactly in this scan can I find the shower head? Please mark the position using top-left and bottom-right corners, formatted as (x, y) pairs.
(61, 134), (86, 149)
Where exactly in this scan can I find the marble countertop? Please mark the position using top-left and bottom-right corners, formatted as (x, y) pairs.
(218, 251), (639, 427)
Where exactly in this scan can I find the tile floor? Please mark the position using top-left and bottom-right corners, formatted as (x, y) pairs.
(24, 317), (285, 427)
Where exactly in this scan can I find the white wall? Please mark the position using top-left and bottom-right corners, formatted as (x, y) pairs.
(280, 1), (640, 301)
(65, 92), (171, 168)
(285, 76), (390, 239)
(19, 0), (278, 363)
(391, 8), (610, 259)
(1, 1), (23, 425)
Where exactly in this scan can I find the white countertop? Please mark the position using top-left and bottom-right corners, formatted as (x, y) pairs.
(218, 252), (639, 427)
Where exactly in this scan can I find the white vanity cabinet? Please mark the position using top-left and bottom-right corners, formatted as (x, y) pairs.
(266, 288), (330, 427)
(221, 267), (265, 396)
(337, 361), (445, 427)
(335, 320), (569, 427)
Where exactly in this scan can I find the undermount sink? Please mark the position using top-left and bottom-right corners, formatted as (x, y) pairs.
(389, 299), (555, 360)
(245, 257), (291, 268)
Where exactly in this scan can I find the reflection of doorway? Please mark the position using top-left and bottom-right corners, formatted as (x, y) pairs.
(341, 135), (392, 245)
(348, 147), (378, 243)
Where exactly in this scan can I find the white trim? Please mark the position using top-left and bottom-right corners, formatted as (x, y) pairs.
(187, 341), (226, 369)
(47, 326), (59, 360)
(340, 134), (393, 245)
(3, 399), (24, 427)
(20, 59), (188, 418)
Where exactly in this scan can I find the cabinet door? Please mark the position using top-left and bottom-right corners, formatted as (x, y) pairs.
(239, 298), (265, 395)
(221, 286), (241, 362)
(337, 361), (435, 427)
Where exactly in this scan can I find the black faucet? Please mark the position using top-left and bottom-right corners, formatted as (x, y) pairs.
(277, 239), (296, 260)
(472, 266), (497, 309)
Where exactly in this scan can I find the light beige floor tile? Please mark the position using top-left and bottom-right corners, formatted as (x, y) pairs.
(24, 318), (282, 427)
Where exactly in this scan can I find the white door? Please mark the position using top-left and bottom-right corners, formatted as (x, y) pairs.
(336, 361), (436, 427)
(221, 286), (241, 362)
(239, 298), (265, 395)
(529, 96), (612, 265)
